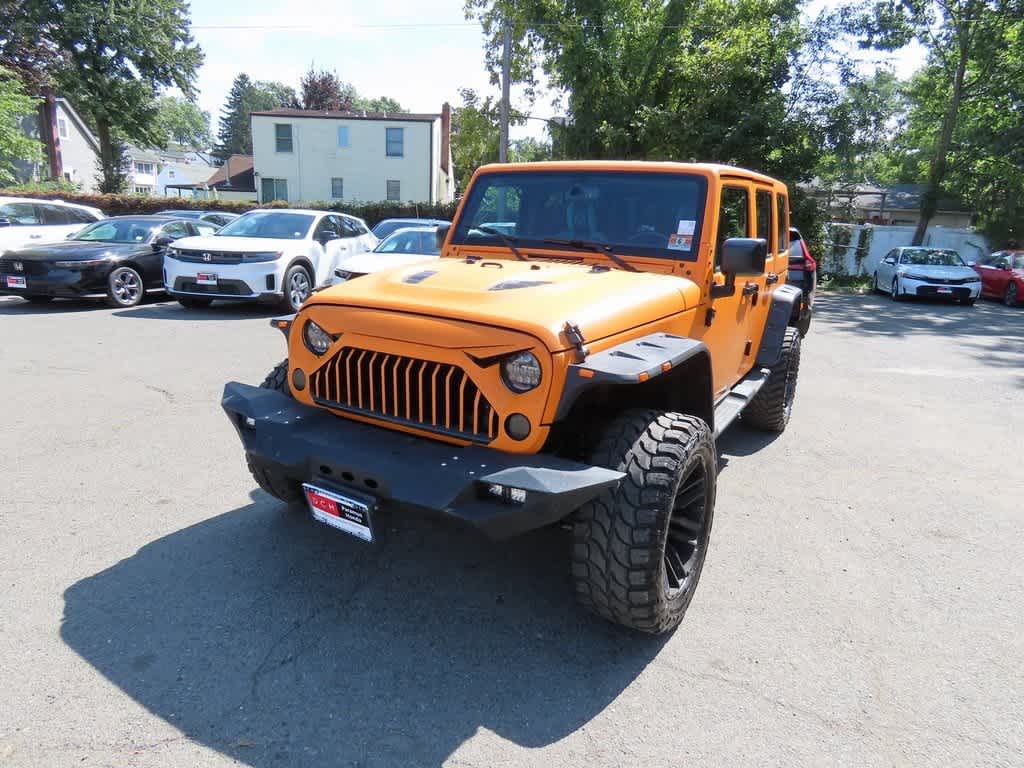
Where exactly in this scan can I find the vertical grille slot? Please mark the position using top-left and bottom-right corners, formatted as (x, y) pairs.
(310, 347), (499, 443)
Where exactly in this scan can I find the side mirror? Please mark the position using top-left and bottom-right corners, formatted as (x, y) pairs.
(0, 217), (11, 228)
(967, 261), (976, 267)
(319, 230), (340, 244)
(435, 222), (451, 250)
(1001, 262), (1012, 271)
(153, 235), (173, 250)
(721, 238), (768, 275)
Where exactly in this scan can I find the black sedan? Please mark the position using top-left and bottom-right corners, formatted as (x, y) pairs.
(0, 216), (206, 307)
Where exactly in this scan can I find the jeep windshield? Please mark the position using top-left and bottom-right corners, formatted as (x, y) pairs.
(216, 211), (315, 240)
(450, 170), (708, 261)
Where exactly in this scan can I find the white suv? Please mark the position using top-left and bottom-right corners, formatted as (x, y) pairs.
(163, 209), (377, 310)
(0, 197), (105, 256)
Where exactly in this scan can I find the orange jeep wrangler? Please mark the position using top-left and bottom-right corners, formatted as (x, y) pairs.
(223, 161), (803, 634)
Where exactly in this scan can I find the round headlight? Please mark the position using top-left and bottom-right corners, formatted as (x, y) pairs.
(302, 319), (333, 355)
(501, 352), (542, 393)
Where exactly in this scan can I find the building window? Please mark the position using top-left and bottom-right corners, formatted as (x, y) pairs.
(337, 126), (350, 148)
(275, 123), (293, 153)
(134, 185), (153, 195)
(57, 118), (68, 139)
(331, 177), (344, 199)
(261, 177), (289, 202)
(386, 127), (404, 157)
(386, 179), (401, 201)
(135, 162), (155, 175)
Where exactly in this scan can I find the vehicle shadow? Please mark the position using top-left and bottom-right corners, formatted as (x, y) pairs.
(113, 301), (283, 321)
(0, 293), (172, 315)
(62, 492), (666, 767)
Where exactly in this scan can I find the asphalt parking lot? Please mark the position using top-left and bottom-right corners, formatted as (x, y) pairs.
(1, 291), (1021, 767)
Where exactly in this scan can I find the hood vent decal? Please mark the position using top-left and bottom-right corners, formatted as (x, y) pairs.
(488, 279), (552, 291)
(402, 269), (438, 284)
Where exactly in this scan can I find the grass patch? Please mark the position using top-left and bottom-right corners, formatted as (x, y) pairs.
(818, 274), (875, 294)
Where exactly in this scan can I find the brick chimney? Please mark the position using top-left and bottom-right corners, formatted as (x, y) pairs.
(440, 101), (451, 175)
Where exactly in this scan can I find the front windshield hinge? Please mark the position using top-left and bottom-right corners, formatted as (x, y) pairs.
(564, 321), (589, 362)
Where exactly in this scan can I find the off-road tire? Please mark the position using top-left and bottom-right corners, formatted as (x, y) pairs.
(246, 360), (302, 503)
(571, 409), (716, 635)
(176, 296), (213, 309)
(743, 327), (801, 432)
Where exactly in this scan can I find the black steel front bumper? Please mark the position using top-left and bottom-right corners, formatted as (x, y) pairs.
(222, 382), (624, 539)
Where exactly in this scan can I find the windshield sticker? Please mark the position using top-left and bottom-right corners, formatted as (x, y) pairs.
(668, 234), (692, 251)
(677, 219), (696, 235)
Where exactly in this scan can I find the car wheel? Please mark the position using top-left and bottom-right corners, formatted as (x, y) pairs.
(873, 273), (880, 293)
(105, 266), (144, 308)
(25, 295), (53, 304)
(891, 278), (902, 301)
(282, 264), (312, 311)
(571, 409), (716, 634)
(176, 296), (213, 309)
(1005, 282), (1019, 307)
(961, 297), (976, 306)
(246, 360), (303, 503)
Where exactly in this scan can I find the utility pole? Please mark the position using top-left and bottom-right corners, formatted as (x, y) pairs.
(499, 17), (512, 163)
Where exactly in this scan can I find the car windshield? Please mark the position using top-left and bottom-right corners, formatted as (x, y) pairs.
(158, 210), (202, 219)
(73, 219), (158, 243)
(900, 248), (965, 266)
(372, 220), (418, 239)
(449, 171), (708, 261)
(216, 212), (314, 239)
(374, 229), (440, 255)
(1012, 254), (1024, 269)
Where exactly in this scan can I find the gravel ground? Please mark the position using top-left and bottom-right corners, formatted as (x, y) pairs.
(0, 291), (1021, 767)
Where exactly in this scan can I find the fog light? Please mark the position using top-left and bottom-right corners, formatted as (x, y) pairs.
(244, 416), (256, 428)
(488, 483), (504, 498)
(292, 368), (306, 390)
(509, 487), (527, 504)
(505, 413), (531, 440)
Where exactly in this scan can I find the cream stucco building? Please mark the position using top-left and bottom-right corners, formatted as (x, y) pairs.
(250, 106), (454, 205)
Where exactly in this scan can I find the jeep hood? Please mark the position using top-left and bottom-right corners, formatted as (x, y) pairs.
(307, 257), (701, 351)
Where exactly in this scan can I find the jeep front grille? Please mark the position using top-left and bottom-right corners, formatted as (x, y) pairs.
(310, 348), (499, 443)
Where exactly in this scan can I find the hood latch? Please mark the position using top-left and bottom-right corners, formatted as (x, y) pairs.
(564, 321), (589, 362)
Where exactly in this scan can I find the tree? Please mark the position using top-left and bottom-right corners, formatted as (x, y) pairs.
(0, 0), (63, 91)
(352, 95), (408, 114)
(155, 95), (210, 150)
(450, 88), (501, 194)
(42, 0), (203, 192)
(0, 65), (41, 183)
(299, 67), (355, 111)
(856, 0), (1022, 244)
(214, 75), (297, 160)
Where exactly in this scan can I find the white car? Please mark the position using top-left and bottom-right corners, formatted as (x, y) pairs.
(0, 196), (104, 256)
(873, 246), (982, 305)
(332, 226), (440, 283)
(163, 209), (378, 310)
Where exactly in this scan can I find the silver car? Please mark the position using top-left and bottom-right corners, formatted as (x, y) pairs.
(873, 246), (982, 306)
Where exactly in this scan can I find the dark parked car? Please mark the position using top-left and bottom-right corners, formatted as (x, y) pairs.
(156, 209), (240, 227)
(787, 227), (816, 335)
(371, 217), (450, 240)
(0, 216), (204, 307)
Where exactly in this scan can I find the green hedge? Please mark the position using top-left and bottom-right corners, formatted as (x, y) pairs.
(0, 185), (459, 227)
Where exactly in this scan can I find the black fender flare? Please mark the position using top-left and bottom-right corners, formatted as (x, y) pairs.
(554, 332), (711, 421)
(756, 284), (802, 368)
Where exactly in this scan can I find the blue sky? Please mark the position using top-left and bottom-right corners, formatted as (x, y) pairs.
(189, 0), (926, 143)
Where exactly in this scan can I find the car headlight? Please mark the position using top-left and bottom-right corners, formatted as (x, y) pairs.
(902, 272), (930, 281)
(966, 275), (981, 282)
(165, 248), (179, 260)
(302, 319), (334, 355)
(501, 352), (542, 393)
(55, 259), (107, 268)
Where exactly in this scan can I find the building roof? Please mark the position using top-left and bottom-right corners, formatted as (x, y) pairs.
(205, 154), (255, 191)
(252, 108), (440, 123)
(55, 98), (100, 154)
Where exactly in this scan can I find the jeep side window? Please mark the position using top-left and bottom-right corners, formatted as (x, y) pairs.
(755, 189), (773, 253)
(715, 186), (750, 271)
(775, 193), (788, 252)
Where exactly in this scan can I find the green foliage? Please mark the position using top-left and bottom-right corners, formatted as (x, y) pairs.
(154, 95), (211, 150)
(0, 186), (458, 226)
(450, 88), (501, 194)
(214, 75), (297, 160)
(0, 65), (41, 183)
(39, 0), (204, 193)
(352, 95), (407, 114)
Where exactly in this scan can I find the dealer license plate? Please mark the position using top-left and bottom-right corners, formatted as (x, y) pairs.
(303, 483), (374, 542)
(4, 275), (26, 289)
(196, 272), (218, 285)
(936, 287), (952, 294)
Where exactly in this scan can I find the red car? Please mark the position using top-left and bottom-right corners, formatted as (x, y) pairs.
(973, 250), (1024, 307)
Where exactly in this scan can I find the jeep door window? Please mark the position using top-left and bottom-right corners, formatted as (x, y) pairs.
(216, 211), (315, 240)
(715, 186), (750, 271)
(775, 193), (788, 252)
(0, 202), (41, 225)
(450, 171), (707, 261)
(755, 189), (774, 253)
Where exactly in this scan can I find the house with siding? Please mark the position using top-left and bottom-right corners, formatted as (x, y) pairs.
(14, 96), (101, 192)
(163, 154), (257, 202)
(250, 104), (454, 204)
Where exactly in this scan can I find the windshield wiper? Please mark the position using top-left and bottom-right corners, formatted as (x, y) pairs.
(476, 225), (529, 262)
(542, 238), (638, 272)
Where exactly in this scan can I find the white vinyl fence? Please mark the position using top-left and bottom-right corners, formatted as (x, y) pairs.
(819, 224), (991, 276)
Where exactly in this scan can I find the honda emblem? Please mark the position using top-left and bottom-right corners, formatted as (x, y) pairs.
(13, 261), (23, 271)
(202, 253), (212, 262)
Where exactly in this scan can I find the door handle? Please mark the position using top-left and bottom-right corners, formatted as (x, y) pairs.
(766, 273), (779, 285)
(742, 282), (759, 307)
